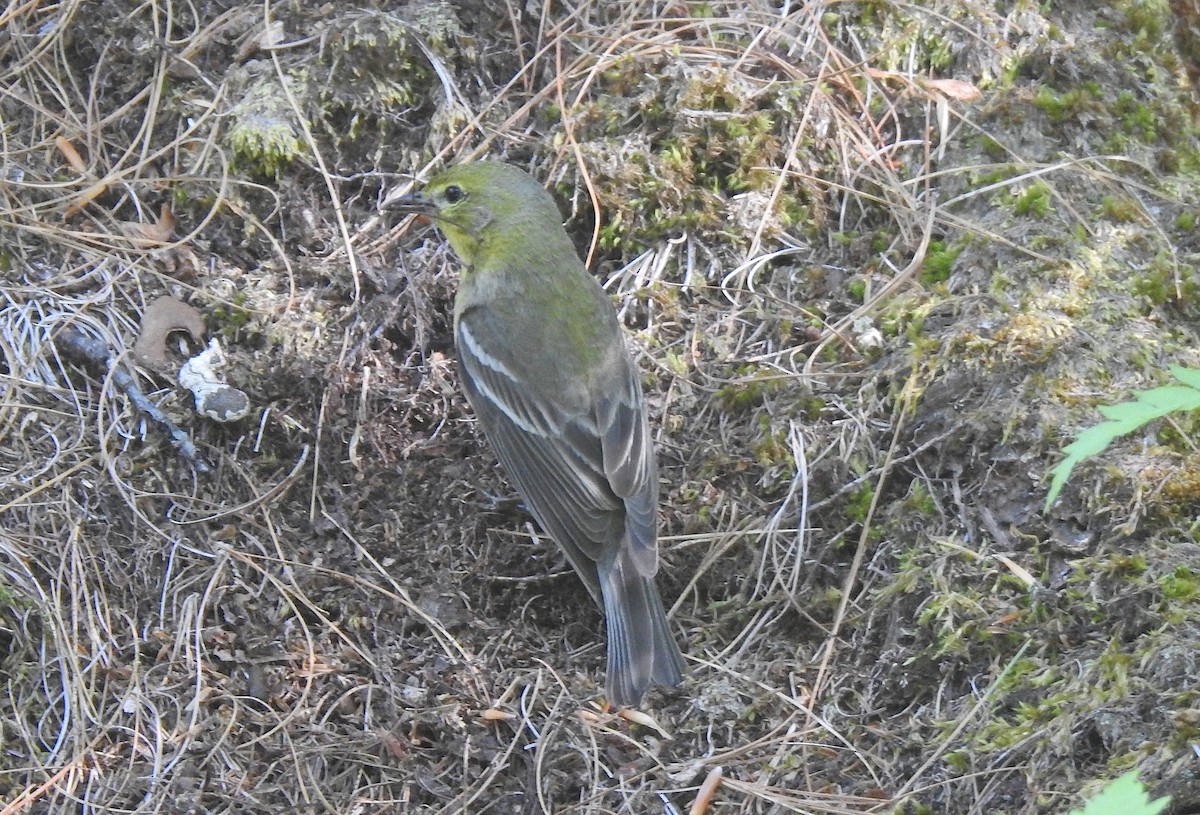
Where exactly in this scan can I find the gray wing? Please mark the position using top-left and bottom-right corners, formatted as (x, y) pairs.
(596, 362), (659, 574)
(456, 312), (644, 597)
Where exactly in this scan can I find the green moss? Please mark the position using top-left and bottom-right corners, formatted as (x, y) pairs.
(979, 135), (1007, 161)
(1159, 565), (1200, 602)
(778, 197), (811, 230)
(801, 396), (826, 421)
(1032, 82), (1102, 124)
(1123, 0), (1170, 44)
(917, 589), (989, 653)
(226, 76), (307, 178)
(662, 350), (690, 377)
(1113, 91), (1159, 142)
(969, 166), (1019, 191)
(212, 293), (252, 338)
(1101, 194), (1142, 223)
(993, 657), (1052, 694)
(752, 420), (792, 468)
(976, 710), (1042, 751)
(902, 481), (938, 516)
(878, 296), (930, 341)
(884, 549), (924, 595)
(576, 62), (806, 249)
(1012, 182), (1052, 218)
(1130, 251), (1200, 310)
(1103, 552), (1150, 578)
(1172, 707), (1200, 745)
(920, 240), (965, 286)
(894, 803), (936, 815)
(944, 750), (971, 774)
(314, 9), (450, 144)
(1096, 641), (1133, 697)
(845, 484), (875, 523)
(715, 368), (780, 413)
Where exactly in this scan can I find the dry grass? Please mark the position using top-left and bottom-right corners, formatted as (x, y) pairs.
(3, 1), (1198, 814)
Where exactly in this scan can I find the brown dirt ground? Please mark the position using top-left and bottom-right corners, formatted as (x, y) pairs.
(2, 2), (1200, 814)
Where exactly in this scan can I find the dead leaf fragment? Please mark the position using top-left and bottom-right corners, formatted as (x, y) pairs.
(63, 179), (110, 219)
(133, 296), (205, 370)
(689, 767), (724, 815)
(994, 553), (1038, 589)
(55, 136), (88, 174)
(922, 77), (982, 103)
(617, 707), (671, 738)
(119, 204), (177, 246)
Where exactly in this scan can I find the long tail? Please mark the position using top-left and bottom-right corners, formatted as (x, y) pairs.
(599, 546), (686, 707)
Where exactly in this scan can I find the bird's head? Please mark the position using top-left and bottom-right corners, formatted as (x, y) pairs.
(387, 162), (565, 266)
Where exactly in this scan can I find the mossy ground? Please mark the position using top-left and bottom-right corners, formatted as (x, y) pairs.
(1, 1), (1199, 813)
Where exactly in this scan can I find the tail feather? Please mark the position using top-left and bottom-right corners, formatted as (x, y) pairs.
(599, 548), (686, 707)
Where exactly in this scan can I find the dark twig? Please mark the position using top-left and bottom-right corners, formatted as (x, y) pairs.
(55, 327), (210, 473)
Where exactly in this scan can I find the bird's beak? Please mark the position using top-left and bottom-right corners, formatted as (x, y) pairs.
(383, 188), (435, 216)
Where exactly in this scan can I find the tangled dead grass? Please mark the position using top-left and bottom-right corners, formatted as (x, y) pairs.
(3, 1), (1199, 814)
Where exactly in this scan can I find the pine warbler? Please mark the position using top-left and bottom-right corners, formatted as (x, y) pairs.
(390, 162), (685, 706)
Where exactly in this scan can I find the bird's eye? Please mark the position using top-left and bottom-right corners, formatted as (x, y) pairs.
(443, 185), (466, 204)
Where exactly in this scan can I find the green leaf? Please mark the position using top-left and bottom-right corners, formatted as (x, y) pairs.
(1045, 368), (1200, 511)
(1168, 364), (1200, 390)
(1068, 771), (1169, 815)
